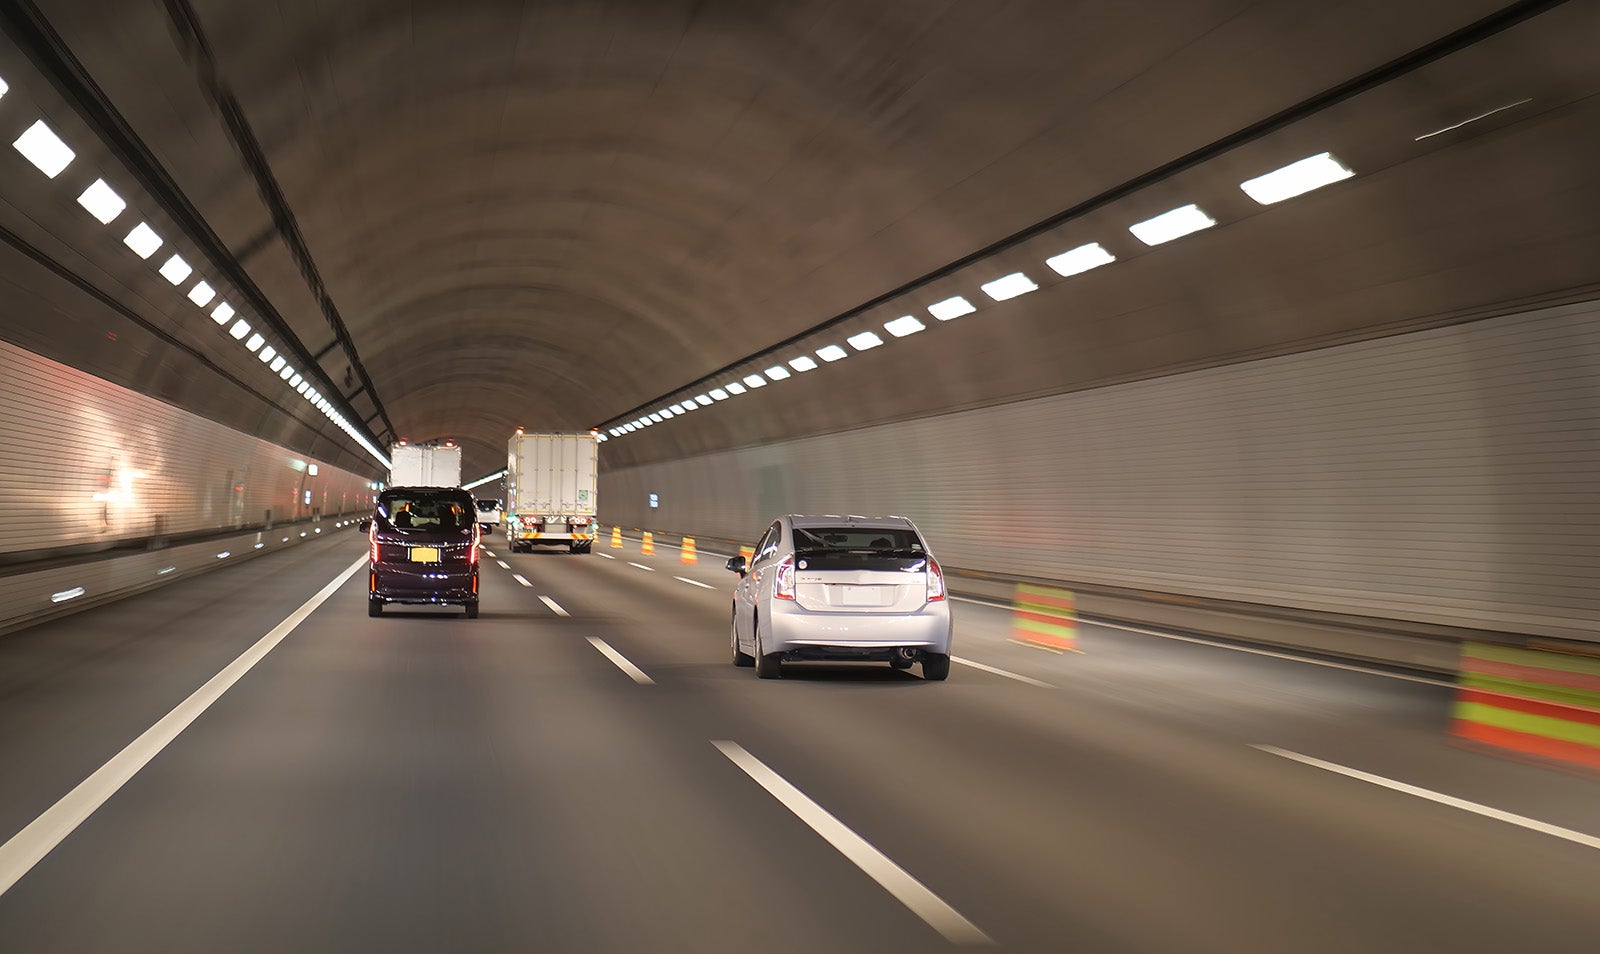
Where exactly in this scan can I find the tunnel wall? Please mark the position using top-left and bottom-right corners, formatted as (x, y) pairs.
(601, 298), (1599, 644)
(0, 337), (373, 557)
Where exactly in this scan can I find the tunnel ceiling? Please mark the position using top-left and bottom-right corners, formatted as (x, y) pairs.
(2, 0), (1594, 479)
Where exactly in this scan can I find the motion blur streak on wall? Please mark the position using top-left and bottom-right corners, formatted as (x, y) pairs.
(601, 299), (1600, 644)
(1453, 644), (1600, 773)
(0, 337), (374, 557)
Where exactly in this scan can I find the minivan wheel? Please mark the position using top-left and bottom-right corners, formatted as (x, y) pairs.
(368, 598), (383, 618)
(732, 610), (755, 667)
(754, 623), (782, 679)
(921, 652), (951, 681)
(464, 602), (479, 619)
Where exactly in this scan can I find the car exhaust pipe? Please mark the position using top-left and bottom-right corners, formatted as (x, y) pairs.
(897, 648), (919, 661)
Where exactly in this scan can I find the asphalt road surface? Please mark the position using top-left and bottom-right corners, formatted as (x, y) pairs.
(0, 528), (1596, 953)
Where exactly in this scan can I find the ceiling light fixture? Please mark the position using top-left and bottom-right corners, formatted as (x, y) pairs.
(124, 222), (162, 259)
(928, 296), (976, 321)
(159, 255), (193, 285)
(1239, 152), (1354, 205)
(1045, 242), (1116, 277)
(816, 344), (848, 362)
(187, 281), (215, 306)
(847, 331), (883, 351)
(13, 120), (74, 177)
(980, 273), (1038, 301)
(77, 179), (126, 223)
(884, 315), (925, 338)
(1129, 204), (1215, 246)
(763, 365), (791, 381)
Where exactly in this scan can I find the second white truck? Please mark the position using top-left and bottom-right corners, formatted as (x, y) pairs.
(505, 430), (598, 553)
(389, 440), (463, 488)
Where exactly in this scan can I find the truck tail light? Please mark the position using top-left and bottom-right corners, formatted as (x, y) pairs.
(774, 555), (796, 601)
(926, 559), (946, 602)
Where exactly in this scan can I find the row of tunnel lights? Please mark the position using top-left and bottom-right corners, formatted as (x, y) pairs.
(0, 75), (391, 470)
(600, 151), (1355, 442)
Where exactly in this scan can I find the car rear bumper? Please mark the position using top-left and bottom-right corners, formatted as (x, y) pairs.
(370, 564), (478, 604)
(764, 600), (952, 657)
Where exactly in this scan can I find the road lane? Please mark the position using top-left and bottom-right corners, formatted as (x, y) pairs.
(0, 533), (1597, 951)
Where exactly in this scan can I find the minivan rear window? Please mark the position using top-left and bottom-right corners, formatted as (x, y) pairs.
(377, 490), (474, 531)
(476, 500), (499, 513)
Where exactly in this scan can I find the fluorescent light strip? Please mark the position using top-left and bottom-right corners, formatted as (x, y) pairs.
(270, 356), (286, 372)
(847, 331), (883, 351)
(763, 365), (791, 380)
(884, 315), (924, 337)
(742, 374), (767, 388)
(710, 388), (729, 401)
(1045, 242), (1115, 277)
(244, 333), (264, 352)
(77, 179), (126, 223)
(816, 344), (848, 362)
(258, 345), (277, 363)
(228, 319), (250, 340)
(695, 394), (713, 405)
(158, 255), (192, 284)
(928, 296), (975, 321)
(980, 272), (1038, 301)
(211, 302), (234, 325)
(1239, 152), (1354, 205)
(13, 120), (75, 177)
(1129, 204), (1215, 246)
(187, 281), (215, 306)
(124, 222), (162, 259)
(788, 356), (819, 372)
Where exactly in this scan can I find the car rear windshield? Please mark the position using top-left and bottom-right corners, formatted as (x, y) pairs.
(792, 527), (926, 566)
(377, 491), (475, 531)
(476, 500), (499, 513)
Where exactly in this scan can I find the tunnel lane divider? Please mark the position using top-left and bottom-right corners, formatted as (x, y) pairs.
(712, 740), (992, 946)
(598, 552), (616, 560)
(951, 657), (1055, 689)
(483, 549), (496, 558)
(949, 596), (1452, 687)
(675, 576), (716, 590)
(512, 574), (532, 588)
(1253, 745), (1600, 852)
(538, 595), (570, 617)
(0, 554), (369, 899)
(628, 562), (655, 572)
(495, 560), (511, 570)
(586, 637), (654, 685)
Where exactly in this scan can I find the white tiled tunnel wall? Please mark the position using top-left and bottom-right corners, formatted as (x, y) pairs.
(601, 300), (1600, 642)
(0, 338), (375, 555)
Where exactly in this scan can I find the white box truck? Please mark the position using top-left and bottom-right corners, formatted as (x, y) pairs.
(505, 431), (598, 553)
(389, 441), (463, 488)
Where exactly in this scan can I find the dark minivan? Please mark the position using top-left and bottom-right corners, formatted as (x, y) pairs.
(362, 486), (480, 617)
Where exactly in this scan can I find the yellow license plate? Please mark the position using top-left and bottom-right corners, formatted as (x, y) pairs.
(410, 547), (440, 563)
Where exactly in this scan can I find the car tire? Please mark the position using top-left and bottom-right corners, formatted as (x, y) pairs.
(464, 602), (479, 619)
(754, 622), (782, 679)
(368, 598), (383, 618)
(732, 609), (754, 667)
(890, 654), (913, 670)
(921, 652), (951, 681)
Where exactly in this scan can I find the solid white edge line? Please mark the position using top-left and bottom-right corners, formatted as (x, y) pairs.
(512, 574), (532, 587)
(949, 596), (1450, 687)
(712, 740), (991, 945)
(628, 562), (655, 572)
(586, 636), (654, 685)
(538, 595), (570, 617)
(495, 560), (511, 570)
(674, 576), (715, 590)
(0, 554), (369, 898)
(1253, 745), (1600, 851)
(951, 656), (1054, 689)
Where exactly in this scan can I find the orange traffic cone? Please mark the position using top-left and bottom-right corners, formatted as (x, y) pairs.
(739, 545), (754, 562)
(1011, 583), (1080, 653)
(610, 526), (622, 549)
(680, 537), (698, 564)
(641, 532), (655, 555)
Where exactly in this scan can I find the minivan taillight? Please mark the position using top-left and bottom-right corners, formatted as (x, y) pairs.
(774, 555), (796, 600)
(926, 559), (946, 602)
(469, 526), (480, 564)
(369, 525), (378, 563)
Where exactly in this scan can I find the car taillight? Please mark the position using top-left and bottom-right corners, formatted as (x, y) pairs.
(572, 516), (590, 526)
(774, 555), (796, 601)
(926, 559), (946, 602)
(469, 526), (480, 564)
(369, 525), (378, 563)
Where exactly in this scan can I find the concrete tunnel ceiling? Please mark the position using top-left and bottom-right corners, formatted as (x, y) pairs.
(2, 0), (1596, 480)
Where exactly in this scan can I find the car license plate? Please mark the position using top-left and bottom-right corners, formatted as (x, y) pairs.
(840, 585), (885, 607)
(410, 547), (440, 563)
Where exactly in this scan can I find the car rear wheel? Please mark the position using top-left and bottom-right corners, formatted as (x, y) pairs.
(732, 609), (754, 667)
(921, 652), (951, 681)
(368, 598), (383, 618)
(754, 622), (782, 679)
(464, 602), (479, 619)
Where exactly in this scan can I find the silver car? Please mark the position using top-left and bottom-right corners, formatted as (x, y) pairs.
(726, 515), (952, 680)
